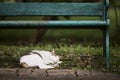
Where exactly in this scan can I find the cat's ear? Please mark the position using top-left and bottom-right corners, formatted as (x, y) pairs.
(51, 49), (55, 55)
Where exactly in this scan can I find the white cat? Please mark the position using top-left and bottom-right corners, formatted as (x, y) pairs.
(20, 50), (62, 69)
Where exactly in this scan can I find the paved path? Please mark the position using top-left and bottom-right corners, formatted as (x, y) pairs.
(0, 69), (119, 80)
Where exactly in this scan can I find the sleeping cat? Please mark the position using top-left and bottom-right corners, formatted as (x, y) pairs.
(20, 50), (62, 69)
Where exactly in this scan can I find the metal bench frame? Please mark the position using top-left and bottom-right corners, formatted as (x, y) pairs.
(0, 0), (110, 70)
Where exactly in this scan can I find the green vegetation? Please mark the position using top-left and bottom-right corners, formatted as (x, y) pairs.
(0, 42), (119, 73)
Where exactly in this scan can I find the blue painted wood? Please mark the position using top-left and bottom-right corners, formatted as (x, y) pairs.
(0, 3), (104, 16)
(0, 20), (107, 29)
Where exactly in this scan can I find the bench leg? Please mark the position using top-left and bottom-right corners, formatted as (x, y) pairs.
(103, 27), (110, 71)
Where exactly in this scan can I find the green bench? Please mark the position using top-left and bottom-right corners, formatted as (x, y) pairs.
(0, 0), (110, 70)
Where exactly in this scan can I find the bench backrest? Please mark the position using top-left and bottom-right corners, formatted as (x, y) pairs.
(0, 0), (109, 28)
(0, 1), (109, 18)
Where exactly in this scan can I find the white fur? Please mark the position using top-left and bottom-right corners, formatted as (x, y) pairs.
(20, 50), (62, 69)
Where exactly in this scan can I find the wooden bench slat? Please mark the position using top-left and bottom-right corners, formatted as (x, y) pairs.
(0, 20), (106, 29)
(0, 2), (104, 16)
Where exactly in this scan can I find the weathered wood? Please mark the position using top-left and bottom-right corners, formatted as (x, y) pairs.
(0, 3), (104, 16)
(0, 20), (107, 29)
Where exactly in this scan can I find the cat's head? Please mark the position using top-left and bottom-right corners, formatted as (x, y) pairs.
(49, 50), (62, 64)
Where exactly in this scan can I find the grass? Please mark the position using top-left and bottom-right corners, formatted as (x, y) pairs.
(0, 42), (119, 73)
